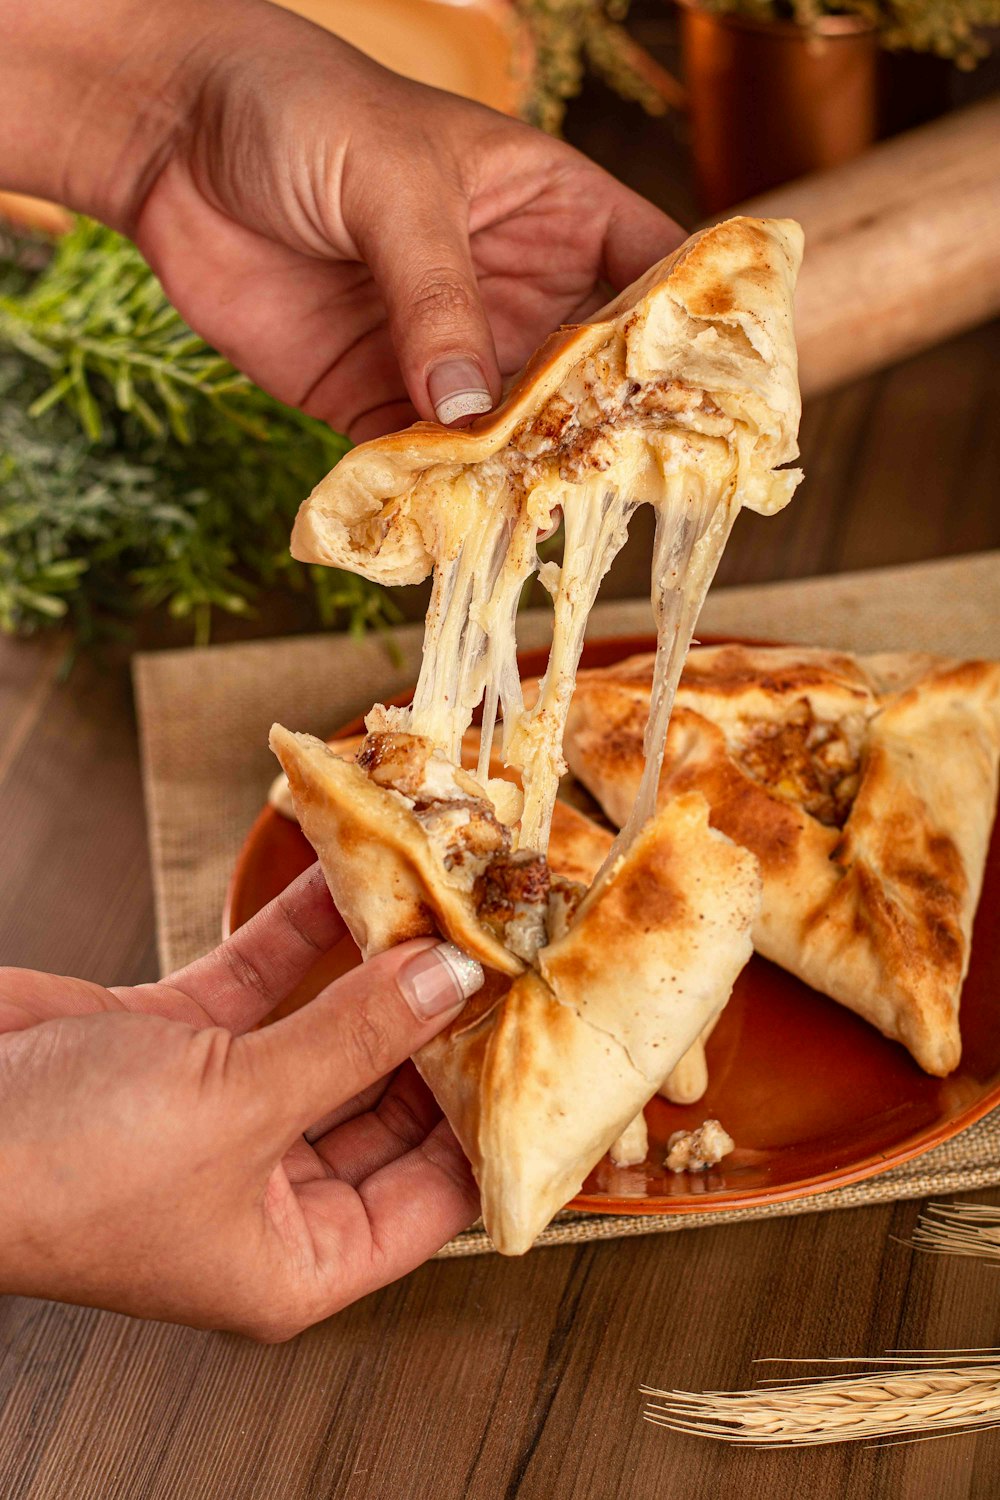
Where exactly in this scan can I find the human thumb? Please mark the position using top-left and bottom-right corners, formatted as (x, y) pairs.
(244, 938), (484, 1138)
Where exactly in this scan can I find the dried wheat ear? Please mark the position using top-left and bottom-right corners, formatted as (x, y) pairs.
(912, 1202), (1000, 1264)
(642, 1352), (1000, 1448)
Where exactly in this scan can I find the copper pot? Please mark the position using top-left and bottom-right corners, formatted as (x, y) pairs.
(676, 0), (878, 213)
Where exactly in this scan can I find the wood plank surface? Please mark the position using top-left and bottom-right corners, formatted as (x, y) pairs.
(3, 50), (1000, 1500)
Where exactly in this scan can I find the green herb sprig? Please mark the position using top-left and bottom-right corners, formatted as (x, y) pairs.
(516, 1), (671, 132)
(0, 219), (401, 647)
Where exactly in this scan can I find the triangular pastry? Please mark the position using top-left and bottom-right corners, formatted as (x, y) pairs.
(271, 726), (759, 1251)
(290, 216), (803, 853)
(564, 643), (1000, 1076)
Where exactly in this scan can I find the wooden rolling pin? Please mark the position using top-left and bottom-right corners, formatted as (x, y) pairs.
(730, 97), (1000, 398)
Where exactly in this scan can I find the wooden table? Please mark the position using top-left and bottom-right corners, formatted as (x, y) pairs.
(4, 59), (1000, 1500)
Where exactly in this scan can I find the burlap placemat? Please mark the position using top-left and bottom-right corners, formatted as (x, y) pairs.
(134, 552), (1000, 1255)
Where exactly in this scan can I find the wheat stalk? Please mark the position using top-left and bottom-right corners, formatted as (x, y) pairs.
(641, 1354), (1000, 1448)
(912, 1203), (1000, 1264)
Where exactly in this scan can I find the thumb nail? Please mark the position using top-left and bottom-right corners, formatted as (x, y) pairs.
(428, 359), (493, 426)
(400, 942), (484, 1020)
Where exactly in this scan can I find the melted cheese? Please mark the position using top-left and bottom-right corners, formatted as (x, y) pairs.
(603, 437), (745, 877)
(505, 477), (638, 849)
(363, 332), (789, 864)
(610, 1111), (649, 1167)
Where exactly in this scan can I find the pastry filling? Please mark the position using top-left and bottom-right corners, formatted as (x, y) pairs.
(473, 851), (586, 963)
(507, 342), (730, 484)
(665, 1119), (734, 1173)
(364, 332), (770, 863)
(358, 731), (584, 964)
(734, 702), (864, 827)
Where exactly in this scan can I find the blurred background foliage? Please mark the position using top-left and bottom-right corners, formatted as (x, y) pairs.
(0, 220), (401, 647)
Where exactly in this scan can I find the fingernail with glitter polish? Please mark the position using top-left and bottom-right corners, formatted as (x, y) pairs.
(401, 942), (484, 1020)
(428, 359), (493, 426)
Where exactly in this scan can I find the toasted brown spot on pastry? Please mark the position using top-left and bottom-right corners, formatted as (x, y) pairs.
(564, 642), (1000, 1078)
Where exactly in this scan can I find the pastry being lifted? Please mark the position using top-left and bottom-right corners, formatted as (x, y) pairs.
(291, 215), (804, 854)
(272, 217), (803, 1252)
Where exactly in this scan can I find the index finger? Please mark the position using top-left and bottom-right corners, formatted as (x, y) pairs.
(602, 185), (687, 293)
(163, 864), (345, 1032)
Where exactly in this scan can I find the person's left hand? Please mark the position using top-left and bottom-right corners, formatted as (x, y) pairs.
(0, 864), (482, 1338)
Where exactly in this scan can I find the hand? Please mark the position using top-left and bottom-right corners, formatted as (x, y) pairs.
(134, 12), (685, 439)
(3, 0), (685, 439)
(0, 865), (483, 1339)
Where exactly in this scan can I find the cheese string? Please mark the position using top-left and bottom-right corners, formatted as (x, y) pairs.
(476, 679), (500, 786)
(473, 543), (532, 788)
(597, 459), (746, 886)
(409, 499), (531, 760)
(513, 482), (638, 851)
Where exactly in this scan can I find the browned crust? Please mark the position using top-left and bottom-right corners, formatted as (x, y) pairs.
(290, 215), (804, 580)
(564, 644), (1000, 1076)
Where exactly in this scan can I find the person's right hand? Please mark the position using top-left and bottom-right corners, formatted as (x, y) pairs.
(0, 864), (483, 1339)
(2, 0), (685, 440)
(132, 7), (685, 438)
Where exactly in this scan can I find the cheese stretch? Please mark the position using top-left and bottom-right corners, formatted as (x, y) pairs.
(291, 220), (803, 865)
(367, 391), (758, 860)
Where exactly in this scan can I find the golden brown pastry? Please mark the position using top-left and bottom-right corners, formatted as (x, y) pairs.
(564, 643), (1000, 1076)
(271, 725), (760, 1252)
(290, 216), (803, 853)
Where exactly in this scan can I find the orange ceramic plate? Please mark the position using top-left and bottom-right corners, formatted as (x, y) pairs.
(225, 635), (1000, 1216)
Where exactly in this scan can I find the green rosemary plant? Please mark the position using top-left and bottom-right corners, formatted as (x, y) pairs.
(0, 218), (401, 646)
